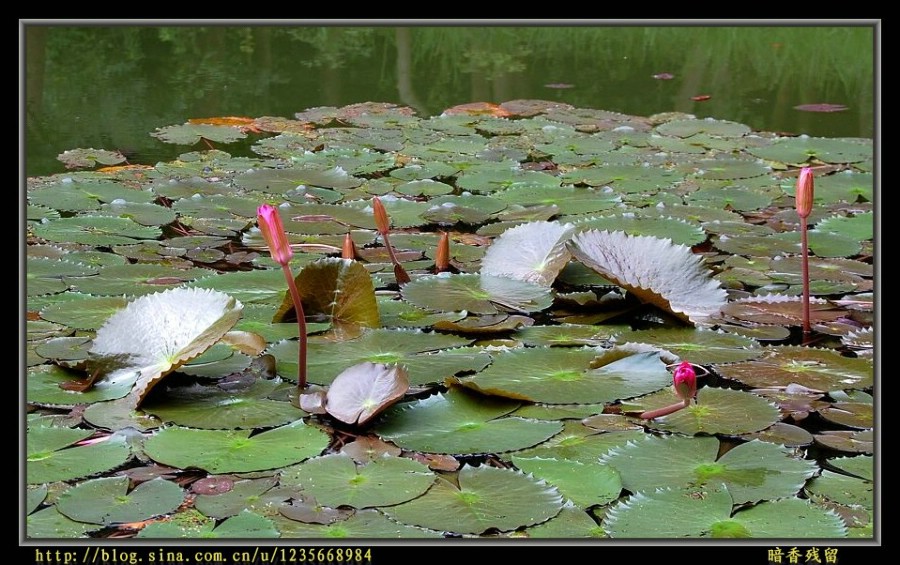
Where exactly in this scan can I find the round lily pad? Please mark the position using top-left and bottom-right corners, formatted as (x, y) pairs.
(612, 327), (762, 364)
(459, 349), (671, 404)
(525, 506), (606, 538)
(374, 388), (562, 455)
(281, 453), (435, 509)
(152, 123), (248, 145)
(141, 379), (303, 429)
(28, 364), (132, 406)
(56, 476), (184, 525)
(274, 508), (443, 538)
(511, 456), (622, 509)
(381, 464), (564, 535)
(32, 216), (162, 247)
(714, 346), (873, 391)
(193, 477), (280, 519)
(602, 435), (816, 504)
(27, 426), (131, 484)
(144, 420), (329, 473)
(27, 507), (99, 539)
(637, 387), (781, 436)
(575, 215), (707, 247)
(401, 273), (553, 315)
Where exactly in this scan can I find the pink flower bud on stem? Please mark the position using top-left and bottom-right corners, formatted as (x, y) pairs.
(639, 362), (699, 420)
(795, 167), (814, 336)
(372, 197), (410, 286)
(257, 204), (308, 390)
(341, 233), (358, 260)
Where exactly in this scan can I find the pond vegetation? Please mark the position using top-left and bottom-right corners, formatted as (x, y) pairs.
(25, 100), (874, 539)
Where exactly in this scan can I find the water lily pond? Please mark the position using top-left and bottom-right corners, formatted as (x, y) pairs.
(25, 101), (874, 539)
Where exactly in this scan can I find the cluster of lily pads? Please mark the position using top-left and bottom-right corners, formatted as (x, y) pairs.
(26, 101), (873, 539)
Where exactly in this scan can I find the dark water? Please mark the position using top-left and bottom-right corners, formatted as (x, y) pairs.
(24, 25), (875, 178)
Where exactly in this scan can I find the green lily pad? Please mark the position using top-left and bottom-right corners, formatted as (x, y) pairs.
(637, 387), (781, 436)
(269, 328), (471, 385)
(152, 123), (248, 145)
(34, 336), (92, 363)
(27, 426), (130, 484)
(98, 200), (178, 226)
(274, 509), (443, 538)
(401, 273), (553, 315)
(747, 137), (870, 165)
(494, 185), (620, 216)
(144, 420), (329, 473)
(27, 485), (48, 515)
(141, 379), (303, 429)
(26, 507), (98, 539)
(480, 221), (574, 287)
(685, 186), (773, 211)
(29, 180), (156, 212)
(82, 398), (162, 432)
(28, 364), (133, 406)
(71, 263), (208, 297)
(741, 422), (814, 447)
(612, 327), (762, 364)
(604, 484), (845, 538)
(374, 388), (561, 455)
(193, 477), (280, 519)
(382, 465), (564, 534)
(57, 148), (127, 169)
(32, 216), (162, 247)
(189, 268), (291, 305)
(89, 287), (243, 405)
(281, 453), (434, 508)
(603, 436), (816, 504)
(803, 171), (873, 203)
(512, 456), (622, 509)
(770, 230), (861, 258)
(511, 423), (646, 464)
(343, 197), (430, 228)
(138, 508), (278, 538)
(377, 296), (467, 328)
(574, 215), (707, 247)
(56, 476), (184, 525)
(525, 506), (606, 538)
(815, 212), (874, 241)
(827, 454), (872, 481)
(513, 324), (614, 347)
(656, 118), (751, 138)
(714, 346), (873, 391)
(38, 294), (129, 330)
(819, 402), (873, 429)
(569, 230), (727, 324)
(807, 468), (874, 510)
(459, 349), (671, 404)
(401, 348), (493, 386)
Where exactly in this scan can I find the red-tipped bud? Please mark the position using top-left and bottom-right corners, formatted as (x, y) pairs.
(257, 203), (293, 266)
(341, 233), (357, 260)
(435, 232), (450, 272)
(795, 167), (814, 219)
(673, 361), (697, 403)
(372, 197), (390, 235)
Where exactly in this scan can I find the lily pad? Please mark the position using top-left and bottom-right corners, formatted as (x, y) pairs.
(568, 230), (727, 324)
(604, 484), (845, 538)
(612, 327), (762, 364)
(325, 363), (409, 426)
(33, 216), (161, 247)
(494, 185), (619, 216)
(602, 436), (816, 504)
(401, 273), (553, 315)
(480, 221), (574, 287)
(89, 287), (243, 405)
(636, 387), (781, 436)
(28, 364), (133, 406)
(374, 388), (562, 455)
(714, 346), (873, 391)
(281, 453), (434, 508)
(458, 349), (671, 404)
(26, 507), (99, 538)
(512, 456), (622, 509)
(141, 379), (303, 429)
(27, 426), (131, 484)
(193, 477), (280, 519)
(747, 137), (870, 165)
(511, 424), (646, 465)
(274, 508), (443, 538)
(382, 465), (564, 534)
(574, 215), (707, 247)
(144, 420), (329, 473)
(152, 123), (248, 145)
(56, 476), (184, 525)
(525, 506), (606, 538)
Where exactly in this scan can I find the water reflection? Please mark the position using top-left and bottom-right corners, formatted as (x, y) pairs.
(24, 26), (874, 177)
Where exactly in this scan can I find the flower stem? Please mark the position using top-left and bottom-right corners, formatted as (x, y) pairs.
(800, 216), (811, 335)
(639, 398), (690, 420)
(281, 263), (307, 390)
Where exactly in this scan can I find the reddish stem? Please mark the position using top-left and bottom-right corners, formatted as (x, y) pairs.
(800, 216), (811, 335)
(380, 230), (411, 285)
(639, 398), (690, 420)
(281, 263), (307, 390)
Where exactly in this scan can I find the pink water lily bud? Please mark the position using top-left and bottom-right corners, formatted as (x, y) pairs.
(795, 167), (814, 219)
(673, 361), (697, 403)
(257, 204), (293, 266)
(341, 233), (358, 260)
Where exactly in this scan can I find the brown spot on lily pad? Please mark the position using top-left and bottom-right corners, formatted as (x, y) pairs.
(192, 476), (235, 495)
(794, 103), (848, 113)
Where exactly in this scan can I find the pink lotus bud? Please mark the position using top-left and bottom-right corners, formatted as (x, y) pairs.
(673, 361), (697, 403)
(795, 167), (814, 219)
(372, 197), (391, 235)
(257, 204), (293, 266)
